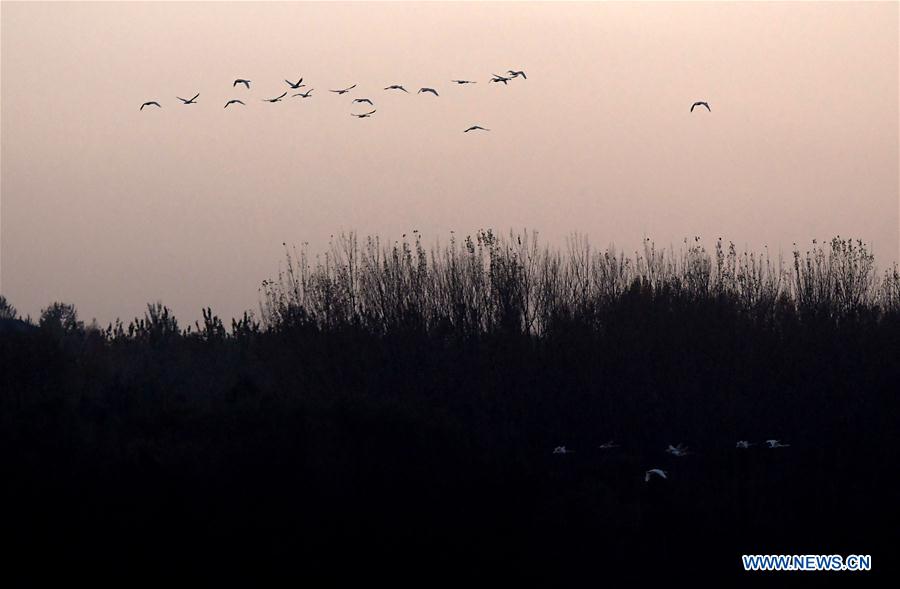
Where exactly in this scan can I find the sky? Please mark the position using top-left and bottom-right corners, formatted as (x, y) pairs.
(1, 1), (898, 324)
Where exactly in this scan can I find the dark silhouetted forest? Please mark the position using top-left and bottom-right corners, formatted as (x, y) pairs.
(2, 232), (898, 583)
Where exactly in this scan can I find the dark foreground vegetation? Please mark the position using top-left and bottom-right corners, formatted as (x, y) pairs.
(3, 232), (899, 583)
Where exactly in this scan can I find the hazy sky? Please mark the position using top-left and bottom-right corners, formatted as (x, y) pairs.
(2, 1), (898, 324)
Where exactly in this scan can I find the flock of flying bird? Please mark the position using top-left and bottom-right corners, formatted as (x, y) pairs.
(139, 70), (533, 133)
(552, 439), (789, 483)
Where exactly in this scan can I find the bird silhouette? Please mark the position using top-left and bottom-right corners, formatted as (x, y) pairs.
(507, 70), (527, 79)
(263, 92), (288, 103)
(352, 98), (374, 105)
(552, 446), (574, 455)
(285, 78), (304, 89)
(598, 440), (620, 449)
(418, 87), (439, 96)
(140, 101), (161, 110)
(489, 74), (511, 85)
(765, 439), (790, 449)
(330, 84), (357, 95)
(224, 99), (245, 108)
(351, 109), (376, 118)
(384, 85), (409, 93)
(736, 440), (754, 449)
(233, 79), (251, 89)
(464, 125), (490, 133)
(292, 90), (314, 98)
(451, 80), (476, 84)
(666, 443), (690, 457)
(644, 469), (668, 482)
(691, 101), (711, 112)
(176, 93), (200, 104)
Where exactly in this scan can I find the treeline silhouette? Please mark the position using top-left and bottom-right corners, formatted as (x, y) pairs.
(2, 232), (898, 583)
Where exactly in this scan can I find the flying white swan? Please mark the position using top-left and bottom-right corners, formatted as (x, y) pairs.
(666, 443), (690, 457)
(645, 469), (667, 482)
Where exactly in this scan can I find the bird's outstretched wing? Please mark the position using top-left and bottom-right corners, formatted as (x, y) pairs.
(176, 97), (187, 103)
(191, 93), (199, 101)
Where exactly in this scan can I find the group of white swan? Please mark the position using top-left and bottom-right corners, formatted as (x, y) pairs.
(553, 438), (790, 482)
(139, 70), (543, 133)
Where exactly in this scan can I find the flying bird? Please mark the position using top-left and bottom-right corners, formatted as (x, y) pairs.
(665, 443), (690, 457)
(691, 101), (711, 112)
(418, 87), (439, 96)
(736, 440), (754, 449)
(766, 439), (790, 449)
(285, 78), (304, 89)
(644, 469), (668, 482)
(384, 85), (409, 93)
(330, 84), (357, 95)
(351, 109), (376, 118)
(176, 93), (200, 104)
(507, 70), (527, 79)
(489, 74), (511, 85)
(552, 446), (574, 455)
(263, 92), (288, 103)
(233, 79), (251, 89)
(140, 101), (161, 110)
(224, 99), (245, 108)
(598, 441), (620, 450)
(352, 98), (374, 105)
(293, 90), (314, 98)
(451, 80), (476, 84)
(464, 125), (490, 133)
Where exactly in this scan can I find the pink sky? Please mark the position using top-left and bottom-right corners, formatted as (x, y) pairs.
(2, 1), (897, 323)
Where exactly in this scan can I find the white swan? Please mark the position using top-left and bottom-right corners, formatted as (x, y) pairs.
(645, 469), (667, 482)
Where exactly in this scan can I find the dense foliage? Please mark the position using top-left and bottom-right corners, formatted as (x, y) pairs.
(2, 233), (898, 583)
